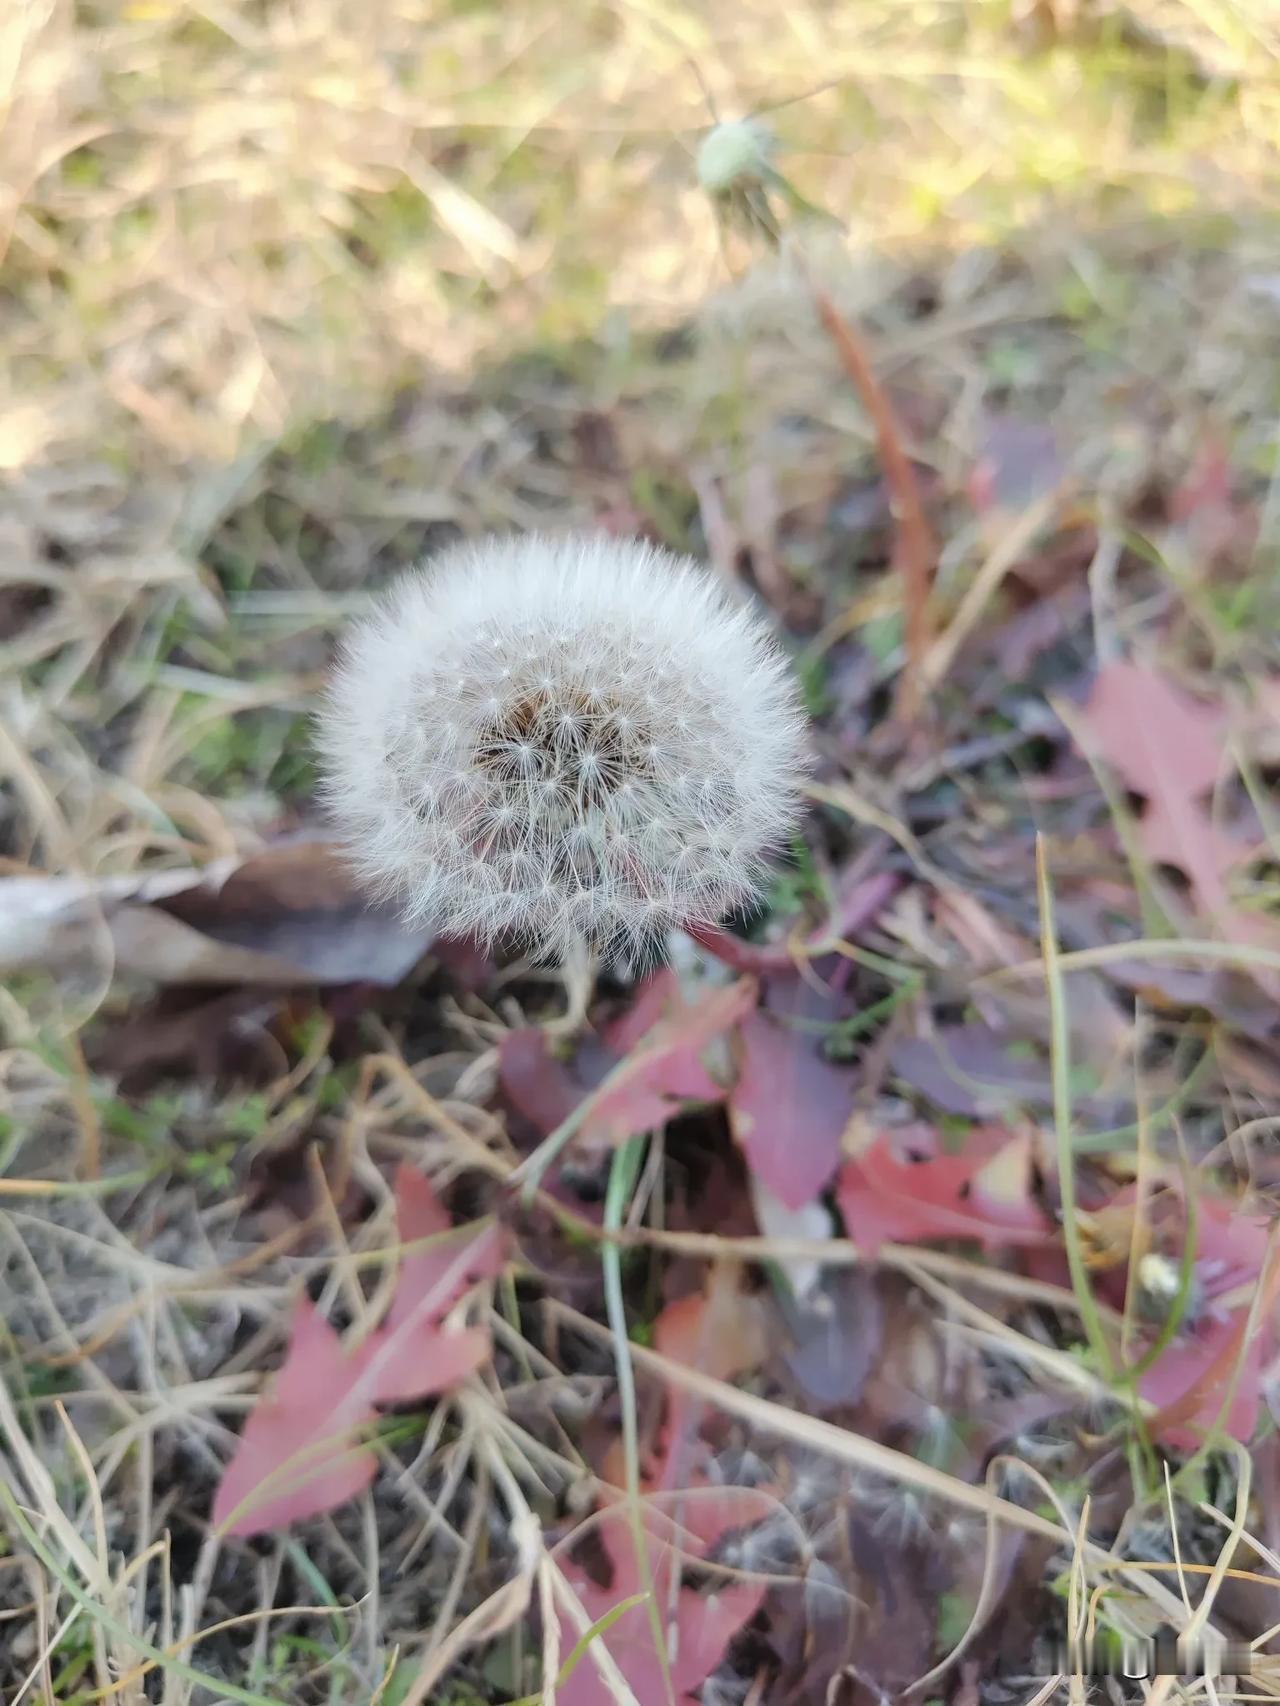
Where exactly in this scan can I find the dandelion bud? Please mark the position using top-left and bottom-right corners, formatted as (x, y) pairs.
(696, 118), (777, 195)
(317, 532), (807, 961)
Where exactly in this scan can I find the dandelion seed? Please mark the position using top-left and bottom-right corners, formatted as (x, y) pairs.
(316, 531), (807, 961)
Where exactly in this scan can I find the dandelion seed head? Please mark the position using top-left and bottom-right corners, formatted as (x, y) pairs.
(696, 117), (778, 197)
(316, 531), (808, 960)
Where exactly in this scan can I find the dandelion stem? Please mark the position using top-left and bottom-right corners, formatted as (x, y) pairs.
(807, 280), (935, 724)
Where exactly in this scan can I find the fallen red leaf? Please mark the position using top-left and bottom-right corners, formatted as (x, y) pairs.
(211, 1297), (382, 1536)
(1138, 1314), (1265, 1449)
(1169, 440), (1258, 568)
(968, 416), (1065, 527)
(501, 976), (757, 1161)
(556, 1492), (770, 1706)
(213, 1168), (502, 1536)
(1072, 664), (1256, 941)
(601, 966), (692, 1057)
(836, 1126), (1054, 1257)
(585, 977), (756, 1142)
(384, 1162), (505, 1337)
(888, 1025), (1053, 1118)
(499, 1028), (589, 1135)
(652, 1266), (768, 1490)
(728, 1004), (853, 1208)
(654, 1280), (765, 1383)
(373, 1164), (505, 1404)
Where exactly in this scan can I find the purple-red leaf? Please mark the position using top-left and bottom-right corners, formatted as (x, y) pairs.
(889, 1025), (1052, 1118)
(1138, 1317), (1265, 1449)
(1169, 440), (1258, 567)
(728, 1007), (852, 1208)
(384, 1162), (505, 1337)
(498, 1028), (586, 1134)
(601, 966), (690, 1056)
(1105, 1186), (1278, 1447)
(651, 1270), (769, 1490)
(968, 416), (1065, 526)
(503, 976), (758, 1156)
(586, 976), (755, 1137)
(1077, 662), (1223, 796)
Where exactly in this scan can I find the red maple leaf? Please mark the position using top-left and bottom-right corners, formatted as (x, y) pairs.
(1072, 663), (1260, 941)
(555, 1491), (771, 1706)
(836, 1126), (1054, 1256)
(213, 1167), (503, 1536)
(1100, 1184), (1278, 1448)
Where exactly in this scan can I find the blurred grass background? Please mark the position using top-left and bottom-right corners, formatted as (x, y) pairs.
(7, 0), (1277, 459)
(3, 0), (1279, 872)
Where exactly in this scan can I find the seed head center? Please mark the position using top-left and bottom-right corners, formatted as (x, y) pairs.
(474, 683), (658, 809)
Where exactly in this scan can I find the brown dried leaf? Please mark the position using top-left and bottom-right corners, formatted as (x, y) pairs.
(0, 837), (430, 987)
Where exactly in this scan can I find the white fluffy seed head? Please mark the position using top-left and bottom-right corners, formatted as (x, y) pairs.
(696, 117), (776, 194)
(316, 531), (808, 962)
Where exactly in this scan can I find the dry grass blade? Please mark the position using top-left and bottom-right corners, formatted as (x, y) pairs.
(983, 938), (1280, 987)
(1037, 834), (1117, 1380)
(602, 1135), (673, 1704)
(921, 485), (1064, 692)
(548, 1301), (1198, 1628)
(0, 1479), (283, 1706)
(623, 1222), (1126, 1322)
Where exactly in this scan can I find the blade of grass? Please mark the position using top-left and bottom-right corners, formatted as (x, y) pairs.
(0, 1170), (158, 1198)
(506, 1592), (651, 1706)
(0, 1479), (285, 1706)
(601, 1134), (673, 1705)
(1036, 835), (1115, 1381)
(1123, 1145), (1200, 1383)
(984, 936), (1280, 985)
(1118, 1017), (1155, 1374)
(80, 1603), (355, 1703)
